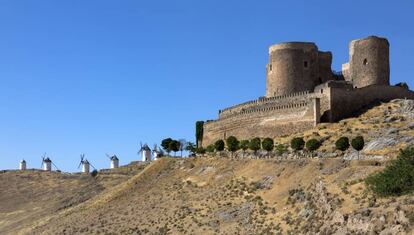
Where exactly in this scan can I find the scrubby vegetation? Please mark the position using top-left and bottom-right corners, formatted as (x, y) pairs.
(366, 148), (414, 196)
(305, 138), (321, 152)
(214, 139), (225, 152)
(335, 137), (350, 152)
(226, 136), (239, 153)
(249, 138), (261, 153)
(290, 137), (304, 151)
(261, 138), (274, 152)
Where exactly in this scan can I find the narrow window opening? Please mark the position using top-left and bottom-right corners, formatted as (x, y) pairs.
(363, 58), (368, 65)
(269, 64), (272, 71)
(304, 61), (308, 68)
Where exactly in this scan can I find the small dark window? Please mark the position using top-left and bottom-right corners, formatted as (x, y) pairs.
(304, 61), (308, 68)
(269, 64), (272, 71)
(321, 89), (324, 94)
(363, 58), (368, 65)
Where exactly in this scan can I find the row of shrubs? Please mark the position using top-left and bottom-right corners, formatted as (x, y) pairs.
(199, 135), (365, 155)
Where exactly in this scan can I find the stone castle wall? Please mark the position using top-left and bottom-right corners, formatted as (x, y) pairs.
(203, 97), (320, 147)
(330, 85), (414, 122)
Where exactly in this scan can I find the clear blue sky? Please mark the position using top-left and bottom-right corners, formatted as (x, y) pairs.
(1, 1), (413, 172)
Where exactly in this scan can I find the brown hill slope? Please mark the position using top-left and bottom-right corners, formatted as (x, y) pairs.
(1, 99), (414, 235)
(0, 162), (148, 235)
(28, 157), (413, 234)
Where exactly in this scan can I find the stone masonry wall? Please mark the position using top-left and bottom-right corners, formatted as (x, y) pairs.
(330, 85), (414, 122)
(203, 98), (319, 147)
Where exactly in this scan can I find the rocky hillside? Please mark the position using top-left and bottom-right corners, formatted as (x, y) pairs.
(1, 99), (413, 235)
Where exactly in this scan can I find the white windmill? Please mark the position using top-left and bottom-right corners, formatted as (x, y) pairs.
(138, 142), (152, 162)
(20, 159), (27, 170)
(41, 154), (59, 171)
(106, 154), (119, 169)
(77, 154), (96, 174)
(152, 144), (163, 161)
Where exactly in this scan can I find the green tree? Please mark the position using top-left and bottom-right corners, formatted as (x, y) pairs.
(161, 138), (173, 155)
(169, 140), (180, 157)
(290, 137), (305, 151)
(306, 138), (321, 152)
(206, 145), (215, 153)
(335, 137), (350, 152)
(214, 139), (225, 152)
(90, 169), (98, 178)
(195, 121), (204, 148)
(351, 136), (365, 160)
(262, 138), (274, 152)
(366, 148), (414, 196)
(185, 142), (196, 156)
(249, 137), (261, 157)
(226, 136), (240, 157)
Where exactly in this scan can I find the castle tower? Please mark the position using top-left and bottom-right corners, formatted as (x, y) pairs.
(266, 42), (321, 97)
(349, 36), (390, 88)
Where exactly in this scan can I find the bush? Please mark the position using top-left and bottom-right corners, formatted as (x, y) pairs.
(366, 148), (414, 196)
(226, 136), (240, 152)
(262, 138), (274, 152)
(214, 139), (225, 152)
(290, 137), (305, 151)
(275, 144), (287, 155)
(196, 147), (206, 154)
(306, 139), (321, 152)
(249, 138), (261, 152)
(90, 169), (98, 177)
(335, 137), (350, 151)
(239, 140), (250, 151)
(206, 145), (215, 153)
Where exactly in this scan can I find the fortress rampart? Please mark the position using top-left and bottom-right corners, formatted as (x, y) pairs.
(203, 98), (320, 147)
(201, 36), (414, 148)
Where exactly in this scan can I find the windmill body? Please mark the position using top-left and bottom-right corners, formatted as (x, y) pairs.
(139, 144), (152, 162)
(20, 160), (26, 170)
(142, 149), (151, 162)
(78, 154), (95, 174)
(110, 155), (119, 169)
(82, 160), (90, 173)
(43, 158), (52, 171)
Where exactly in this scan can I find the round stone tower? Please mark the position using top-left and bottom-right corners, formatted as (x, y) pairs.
(349, 36), (389, 88)
(266, 42), (320, 97)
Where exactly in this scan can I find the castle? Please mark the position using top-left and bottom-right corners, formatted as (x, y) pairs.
(201, 36), (414, 147)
